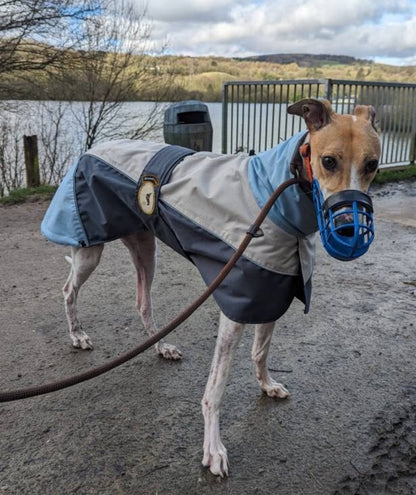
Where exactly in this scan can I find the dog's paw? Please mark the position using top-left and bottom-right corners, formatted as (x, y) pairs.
(202, 443), (229, 477)
(70, 329), (93, 350)
(260, 380), (290, 399)
(155, 342), (182, 360)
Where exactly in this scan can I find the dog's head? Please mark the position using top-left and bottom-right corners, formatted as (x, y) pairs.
(288, 98), (381, 198)
(288, 98), (381, 261)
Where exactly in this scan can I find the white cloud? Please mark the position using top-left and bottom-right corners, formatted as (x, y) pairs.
(136, 0), (416, 64)
(146, 0), (252, 23)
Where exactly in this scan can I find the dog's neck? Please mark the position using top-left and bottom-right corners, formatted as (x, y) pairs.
(248, 131), (318, 237)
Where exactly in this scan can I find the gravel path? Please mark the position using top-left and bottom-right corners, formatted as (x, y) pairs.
(0, 180), (415, 494)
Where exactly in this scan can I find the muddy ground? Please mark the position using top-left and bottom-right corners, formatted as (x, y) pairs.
(0, 180), (415, 495)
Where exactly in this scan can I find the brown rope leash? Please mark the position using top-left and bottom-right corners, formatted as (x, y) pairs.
(0, 177), (300, 403)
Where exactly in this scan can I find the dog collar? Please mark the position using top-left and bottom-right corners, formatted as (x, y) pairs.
(300, 142), (313, 183)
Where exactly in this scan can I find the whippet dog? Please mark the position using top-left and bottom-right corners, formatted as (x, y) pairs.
(42, 99), (381, 476)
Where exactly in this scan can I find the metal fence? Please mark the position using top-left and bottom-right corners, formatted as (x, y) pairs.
(222, 78), (416, 167)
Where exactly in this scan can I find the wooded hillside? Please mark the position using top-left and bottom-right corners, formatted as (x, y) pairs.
(1, 50), (415, 102)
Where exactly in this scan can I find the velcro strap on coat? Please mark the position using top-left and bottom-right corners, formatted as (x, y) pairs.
(137, 145), (195, 216)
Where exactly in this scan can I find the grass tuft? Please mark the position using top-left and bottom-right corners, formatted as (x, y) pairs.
(374, 165), (416, 185)
(0, 185), (57, 206)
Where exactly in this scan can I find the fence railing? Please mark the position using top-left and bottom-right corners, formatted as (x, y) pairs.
(222, 78), (416, 168)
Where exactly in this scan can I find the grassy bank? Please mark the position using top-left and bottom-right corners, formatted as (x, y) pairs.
(0, 185), (57, 206)
(374, 165), (416, 184)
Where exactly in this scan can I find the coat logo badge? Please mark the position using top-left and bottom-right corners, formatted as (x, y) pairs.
(138, 176), (159, 215)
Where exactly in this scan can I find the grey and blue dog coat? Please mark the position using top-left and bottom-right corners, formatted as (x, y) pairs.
(41, 132), (318, 324)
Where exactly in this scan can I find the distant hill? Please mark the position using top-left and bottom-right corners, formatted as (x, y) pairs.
(2, 49), (415, 102)
(239, 53), (373, 67)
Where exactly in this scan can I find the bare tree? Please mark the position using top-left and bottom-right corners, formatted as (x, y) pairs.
(38, 101), (75, 183)
(0, 0), (176, 193)
(0, 0), (98, 76)
(67, 0), (174, 150)
(0, 119), (24, 195)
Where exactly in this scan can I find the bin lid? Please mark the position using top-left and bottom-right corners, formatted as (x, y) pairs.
(164, 100), (210, 124)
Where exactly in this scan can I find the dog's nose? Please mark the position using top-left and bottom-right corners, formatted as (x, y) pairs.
(335, 212), (355, 237)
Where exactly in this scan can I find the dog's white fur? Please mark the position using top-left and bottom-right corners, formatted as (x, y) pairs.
(61, 100), (380, 477)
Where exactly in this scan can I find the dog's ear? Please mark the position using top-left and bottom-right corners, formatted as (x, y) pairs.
(354, 105), (379, 132)
(287, 98), (334, 131)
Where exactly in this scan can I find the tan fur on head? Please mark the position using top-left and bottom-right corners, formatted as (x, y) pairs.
(288, 98), (381, 198)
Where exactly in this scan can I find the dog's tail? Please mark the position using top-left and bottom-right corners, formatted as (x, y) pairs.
(65, 256), (72, 265)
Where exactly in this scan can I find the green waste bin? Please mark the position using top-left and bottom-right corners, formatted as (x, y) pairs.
(163, 101), (213, 151)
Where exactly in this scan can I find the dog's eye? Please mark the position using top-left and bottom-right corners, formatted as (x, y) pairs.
(322, 156), (337, 171)
(365, 159), (379, 174)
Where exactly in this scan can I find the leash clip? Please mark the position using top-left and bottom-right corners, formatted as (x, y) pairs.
(247, 225), (264, 238)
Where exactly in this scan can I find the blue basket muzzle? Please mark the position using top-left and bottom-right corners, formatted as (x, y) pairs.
(312, 179), (374, 261)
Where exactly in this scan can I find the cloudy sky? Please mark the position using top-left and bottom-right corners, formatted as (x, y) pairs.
(142, 0), (416, 65)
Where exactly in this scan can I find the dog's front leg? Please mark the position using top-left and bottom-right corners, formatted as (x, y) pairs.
(202, 312), (244, 477)
(252, 322), (290, 398)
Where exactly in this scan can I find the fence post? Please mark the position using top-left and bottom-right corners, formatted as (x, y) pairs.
(23, 135), (40, 188)
(222, 83), (229, 154)
(325, 79), (333, 102)
(410, 106), (416, 165)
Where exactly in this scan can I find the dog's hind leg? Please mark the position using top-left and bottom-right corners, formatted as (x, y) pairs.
(121, 231), (182, 360)
(63, 244), (104, 350)
(252, 322), (290, 398)
(202, 312), (244, 477)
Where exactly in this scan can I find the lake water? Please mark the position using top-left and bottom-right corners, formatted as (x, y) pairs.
(0, 100), (224, 192)
(2, 100), (224, 150)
